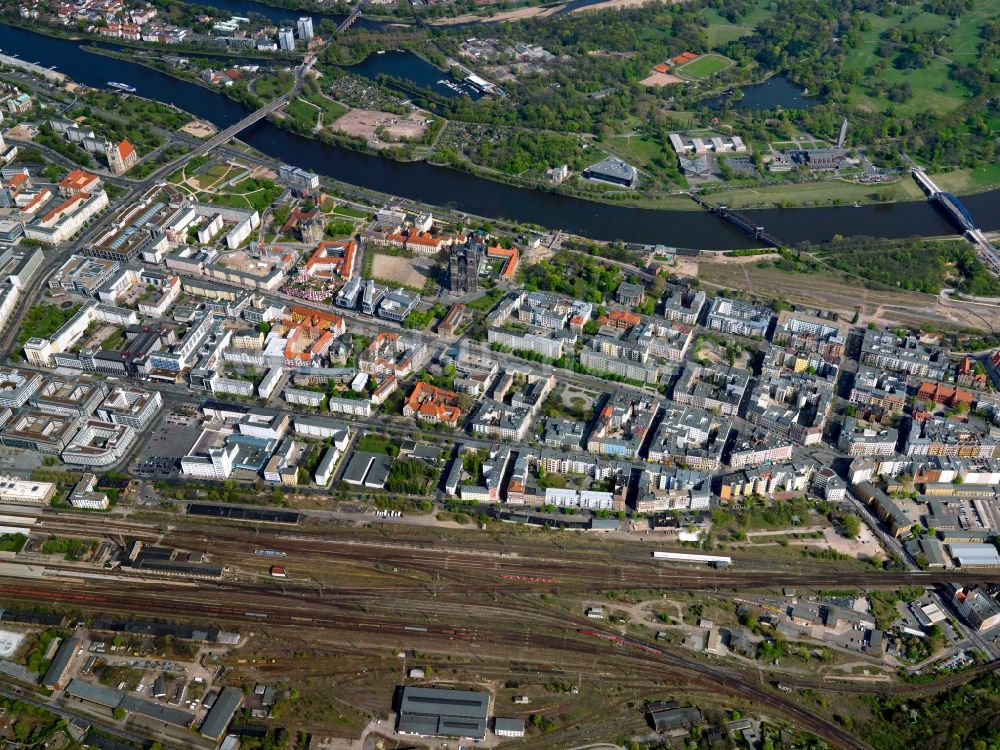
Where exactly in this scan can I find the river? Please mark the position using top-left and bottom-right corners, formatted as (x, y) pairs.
(1, 23), (997, 249)
(348, 50), (483, 100)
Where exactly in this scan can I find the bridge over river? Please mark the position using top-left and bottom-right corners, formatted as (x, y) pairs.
(913, 168), (1000, 276)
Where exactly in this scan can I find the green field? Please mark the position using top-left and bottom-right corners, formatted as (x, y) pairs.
(705, 23), (752, 46)
(676, 53), (733, 80)
(330, 205), (371, 219)
(605, 134), (663, 168)
(927, 163), (1000, 194)
(708, 176), (925, 209)
(254, 72), (295, 101)
(192, 163), (241, 189)
(304, 92), (348, 123)
(840, 1), (996, 116)
(702, 3), (777, 30)
(207, 177), (283, 213)
(286, 97), (321, 128)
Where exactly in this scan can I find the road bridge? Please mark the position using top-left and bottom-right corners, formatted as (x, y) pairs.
(912, 167), (976, 231)
(911, 167), (941, 197)
(0, 78), (301, 359)
(337, 0), (368, 32)
(912, 168), (998, 275)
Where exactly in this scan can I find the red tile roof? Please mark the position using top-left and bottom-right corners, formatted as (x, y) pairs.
(916, 382), (974, 407)
(486, 245), (519, 279)
(116, 140), (135, 160)
(404, 381), (462, 425)
(58, 168), (99, 193)
(39, 192), (87, 224)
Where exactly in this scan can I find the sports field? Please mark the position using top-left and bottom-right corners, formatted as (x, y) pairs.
(676, 53), (733, 79)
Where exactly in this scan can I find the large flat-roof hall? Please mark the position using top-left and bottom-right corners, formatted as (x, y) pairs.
(396, 685), (491, 740)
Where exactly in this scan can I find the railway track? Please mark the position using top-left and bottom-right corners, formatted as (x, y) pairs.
(26, 513), (1000, 596)
(14, 511), (1000, 750)
(0, 577), (873, 749)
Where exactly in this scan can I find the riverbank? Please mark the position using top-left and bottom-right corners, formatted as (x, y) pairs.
(18, 21), (1000, 214)
(429, 0), (656, 25)
(5, 20), (996, 247)
(0, 14), (299, 63)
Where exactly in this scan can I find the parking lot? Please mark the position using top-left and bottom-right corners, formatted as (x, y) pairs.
(132, 412), (203, 478)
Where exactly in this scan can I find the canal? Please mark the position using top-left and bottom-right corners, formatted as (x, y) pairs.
(1, 23), (997, 249)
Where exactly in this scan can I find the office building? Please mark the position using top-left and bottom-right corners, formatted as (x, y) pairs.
(0, 367), (42, 409)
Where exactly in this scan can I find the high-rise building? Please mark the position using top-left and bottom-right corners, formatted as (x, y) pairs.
(278, 27), (295, 51)
(448, 241), (482, 294)
(296, 16), (314, 40)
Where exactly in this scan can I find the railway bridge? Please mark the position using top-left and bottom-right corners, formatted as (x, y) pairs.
(710, 205), (783, 248)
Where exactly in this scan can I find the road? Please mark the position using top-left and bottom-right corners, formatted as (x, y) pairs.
(0, 66), (307, 361)
(0, 685), (205, 750)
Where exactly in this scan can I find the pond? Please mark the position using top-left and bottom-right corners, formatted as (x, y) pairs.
(703, 75), (823, 112)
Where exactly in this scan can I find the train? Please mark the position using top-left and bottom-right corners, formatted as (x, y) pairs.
(577, 629), (663, 656)
(0, 585), (478, 641)
(499, 575), (559, 583)
(652, 551), (732, 567)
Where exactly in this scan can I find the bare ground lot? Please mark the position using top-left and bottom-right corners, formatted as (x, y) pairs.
(640, 72), (684, 87)
(181, 120), (216, 138)
(330, 109), (429, 147)
(695, 260), (1000, 332)
(370, 253), (427, 288)
(432, 0), (655, 25)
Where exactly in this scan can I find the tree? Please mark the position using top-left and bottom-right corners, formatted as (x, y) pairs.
(842, 514), (861, 539)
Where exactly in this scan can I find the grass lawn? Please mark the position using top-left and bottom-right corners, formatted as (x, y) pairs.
(286, 97), (320, 129)
(100, 328), (126, 351)
(331, 205), (372, 219)
(466, 287), (506, 312)
(193, 163), (238, 190)
(928, 163), (1000, 194)
(840, 4), (988, 116)
(207, 177), (283, 213)
(255, 71), (295, 101)
(705, 23), (753, 46)
(702, 2), (777, 29)
(303, 91), (349, 122)
(941, 0), (997, 59)
(709, 176), (925, 209)
(356, 433), (398, 456)
(605, 134), (663, 168)
(18, 303), (79, 350)
(676, 53), (733, 79)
